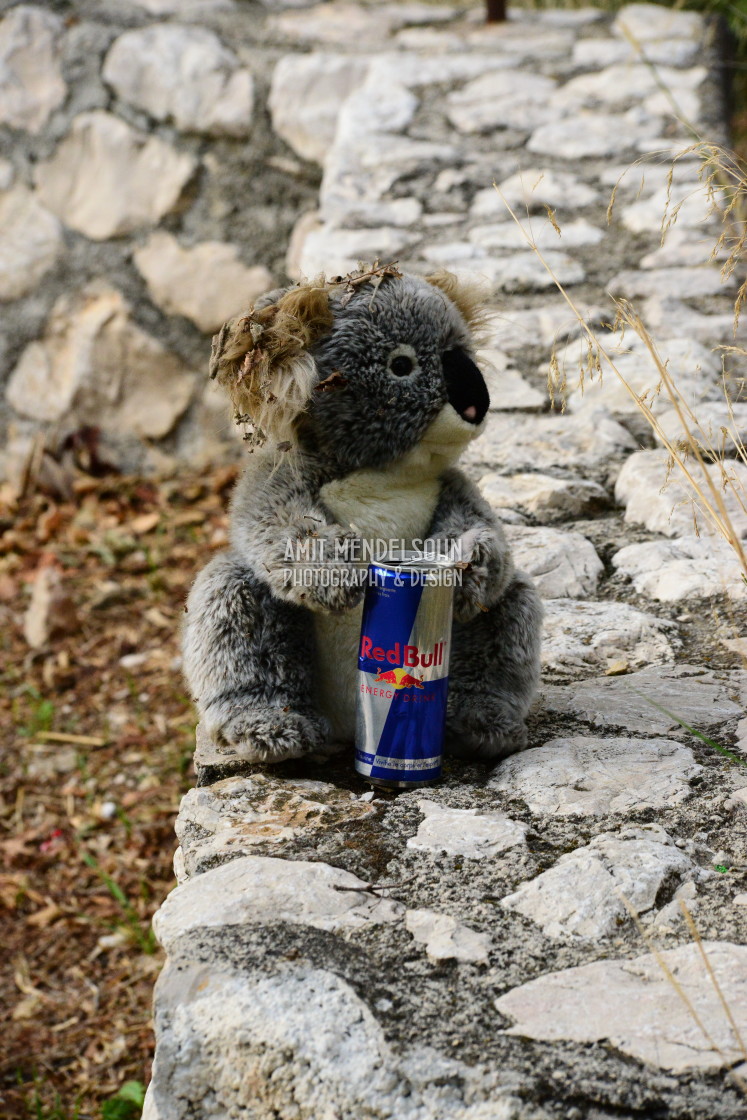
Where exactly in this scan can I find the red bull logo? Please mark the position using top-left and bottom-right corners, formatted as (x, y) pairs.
(359, 636), (445, 669)
(374, 668), (425, 690)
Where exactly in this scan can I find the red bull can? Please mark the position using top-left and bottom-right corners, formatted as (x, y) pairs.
(355, 554), (455, 789)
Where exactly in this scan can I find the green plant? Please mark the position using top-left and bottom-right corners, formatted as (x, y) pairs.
(81, 853), (157, 954)
(23, 1075), (81, 1120)
(101, 1081), (146, 1120)
(16, 687), (55, 738)
(636, 692), (747, 766)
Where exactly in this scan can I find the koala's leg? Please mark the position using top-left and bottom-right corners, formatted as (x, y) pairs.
(183, 551), (328, 763)
(445, 572), (543, 762)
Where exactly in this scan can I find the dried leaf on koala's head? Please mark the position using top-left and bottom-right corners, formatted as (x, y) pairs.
(315, 371), (348, 392)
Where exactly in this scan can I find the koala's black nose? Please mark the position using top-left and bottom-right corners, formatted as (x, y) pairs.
(442, 348), (490, 424)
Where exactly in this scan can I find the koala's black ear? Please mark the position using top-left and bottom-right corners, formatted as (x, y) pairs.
(425, 269), (490, 338)
(209, 283), (334, 448)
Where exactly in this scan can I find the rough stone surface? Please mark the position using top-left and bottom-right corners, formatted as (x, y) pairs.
(462, 410), (636, 478)
(406, 799), (528, 859)
(35, 111), (197, 240)
(615, 450), (747, 538)
(176, 774), (376, 875)
(540, 664), (746, 735)
(564, 336), (721, 419)
(269, 53), (365, 164)
(501, 824), (708, 939)
(134, 232), (273, 333)
(103, 24), (254, 137)
(146, 961), (536, 1120)
(612, 537), (747, 601)
(541, 598), (676, 674)
(0, 5), (66, 133)
(0, 184), (62, 301)
(154, 854), (404, 952)
(479, 472), (609, 523)
(406, 909), (491, 963)
(491, 737), (704, 816)
(495, 942), (747, 1073)
(504, 526), (603, 600)
(6, 284), (195, 440)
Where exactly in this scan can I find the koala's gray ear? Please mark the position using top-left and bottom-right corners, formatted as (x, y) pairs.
(425, 269), (490, 339)
(209, 283), (334, 448)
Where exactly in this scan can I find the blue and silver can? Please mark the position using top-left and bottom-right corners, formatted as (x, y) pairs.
(355, 554), (455, 789)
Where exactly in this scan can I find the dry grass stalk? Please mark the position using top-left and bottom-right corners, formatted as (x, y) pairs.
(495, 158), (747, 583)
(618, 893), (747, 1094)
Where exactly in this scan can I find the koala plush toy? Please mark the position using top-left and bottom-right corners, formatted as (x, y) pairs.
(183, 265), (542, 765)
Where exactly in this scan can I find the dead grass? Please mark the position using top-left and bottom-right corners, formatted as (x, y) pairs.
(0, 462), (238, 1118)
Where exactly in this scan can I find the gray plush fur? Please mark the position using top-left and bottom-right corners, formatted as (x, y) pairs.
(184, 272), (542, 764)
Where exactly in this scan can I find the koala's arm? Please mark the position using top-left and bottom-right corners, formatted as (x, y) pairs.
(229, 452), (363, 612)
(427, 468), (515, 622)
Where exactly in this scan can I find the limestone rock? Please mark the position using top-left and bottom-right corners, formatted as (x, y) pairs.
(572, 36), (700, 69)
(269, 3), (456, 46)
(473, 169), (598, 217)
(6, 284), (195, 439)
(612, 537), (747, 601)
(563, 335), (721, 418)
(406, 909), (491, 963)
(103, 24), (254, 137)
(0, 184), (62, 301)
(0, 6), (66, 133)
(540, 664), (746, 735)
(35, 111), (196, 240)
(655, 400), (747, 456)
(446, 70), (558, 134)
(153, 855), (403, 952)
(297, 223), (416, 279)
(495, 942), (747, 1074)
(504, 526), (603, 599)
(130, 0), (235, 11)
(501, 824), (705, 939)
(23, 561), (78, 649)
(557, 63), (705, 111)
(640, 294), (735, 345)
(609, 267), (728, 300)
(490, 736), (703, 815)
(541, 599), (675, 674)
(463, 410), (636, 477)
(145, 960), (531, 1120)
(528, 111), (662, 160)
(615, 449), (747, 538)
(134, 232), (272, 333)
(480, 472), (609, 523)
(176, 774), (377, 875)
(406, 799), (528, 859)
(483, 361), (545, 411)
(270, 53), (366, 165)
(469, 217), (603, 252)
(613, 3), (703, 43)
(621, 182), (715, 233)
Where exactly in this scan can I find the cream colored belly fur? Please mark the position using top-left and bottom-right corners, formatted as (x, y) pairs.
(313, 406), (477, 741)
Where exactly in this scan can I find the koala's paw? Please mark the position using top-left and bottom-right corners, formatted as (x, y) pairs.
(445, 701), (528, 763)
(453, 543), (492, 622)
(304, 572), (365, 614)
(215, 706), (328, 763)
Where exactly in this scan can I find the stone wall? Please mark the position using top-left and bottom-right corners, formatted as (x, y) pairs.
(0, 0), (335, 488)
(141, 3), (747, 1119)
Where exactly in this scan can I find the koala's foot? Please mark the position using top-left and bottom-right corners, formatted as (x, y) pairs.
(213, 705), (328, 764)
(445, 698), (528, 763)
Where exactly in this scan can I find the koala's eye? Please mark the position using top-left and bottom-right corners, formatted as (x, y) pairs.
(390, 355), (414, 377)
(387, 345), (418, 378)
